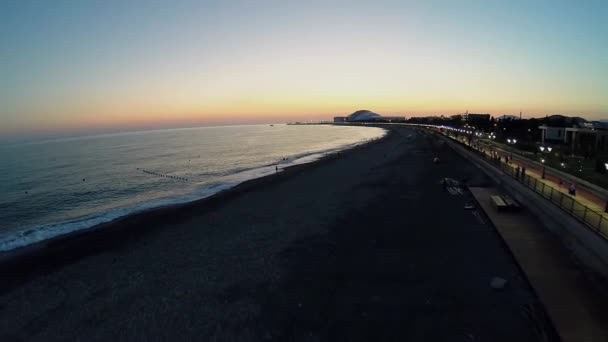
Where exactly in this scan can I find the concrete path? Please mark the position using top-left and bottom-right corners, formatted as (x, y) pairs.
(448, 133), (608, 235)
(470, 187), (608, 342)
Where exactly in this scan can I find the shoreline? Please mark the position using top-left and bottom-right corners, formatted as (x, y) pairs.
(0, 128), (391, 283)
(0, 125), (553, 340)
(0, 130), (386, 253)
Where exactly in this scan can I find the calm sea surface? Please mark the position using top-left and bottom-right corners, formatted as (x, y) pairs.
(0, 124), (385, 251)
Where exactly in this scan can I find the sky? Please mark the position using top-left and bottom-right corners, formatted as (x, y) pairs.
(1, 0), (607, 138)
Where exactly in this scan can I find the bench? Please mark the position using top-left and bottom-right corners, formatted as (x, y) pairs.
(502, 195), (521, 211)
(491, 195), (508, 211)
(491, 194), (521, 212)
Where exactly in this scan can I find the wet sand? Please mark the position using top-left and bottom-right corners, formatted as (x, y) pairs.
(0, 126), (555, 341)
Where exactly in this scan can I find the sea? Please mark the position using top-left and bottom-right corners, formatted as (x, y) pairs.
(0, 124), (385, 251)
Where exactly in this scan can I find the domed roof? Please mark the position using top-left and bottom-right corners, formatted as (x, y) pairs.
(347, 110), (382, 121)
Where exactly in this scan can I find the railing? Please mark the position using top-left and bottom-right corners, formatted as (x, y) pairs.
(444, 132), (608, 240)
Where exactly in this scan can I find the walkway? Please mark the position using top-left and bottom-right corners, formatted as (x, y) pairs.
(447, 134), (608, 222)
(470, 187), (608, 342)
(483, 143), (607, 213)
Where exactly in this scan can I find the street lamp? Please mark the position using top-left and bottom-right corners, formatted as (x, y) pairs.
(539, 146), (552, 179)
(541, 158), (546, 179)
(506, 138), (517, 162)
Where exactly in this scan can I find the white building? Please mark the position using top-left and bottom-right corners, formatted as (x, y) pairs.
(539, 123), (608, 151)
(538, 126), (565, 142)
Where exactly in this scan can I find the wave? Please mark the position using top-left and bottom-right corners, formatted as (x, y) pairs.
(0, 129), (386, 252)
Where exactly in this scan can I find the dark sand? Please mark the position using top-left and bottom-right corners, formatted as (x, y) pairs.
(0, 126), (554, 341)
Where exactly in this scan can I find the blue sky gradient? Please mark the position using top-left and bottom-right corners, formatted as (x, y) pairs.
(1, 0), (607, 137)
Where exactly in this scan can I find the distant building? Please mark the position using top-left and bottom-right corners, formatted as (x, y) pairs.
(497, 114), (521, 121)
(333, 110), (404, 123)
(539, 122), (608, 152)
(538, 126), (565, 142)
(346, 110), (383, 122)
(450, 114), (463, 120)
(463, 113), (490, 122)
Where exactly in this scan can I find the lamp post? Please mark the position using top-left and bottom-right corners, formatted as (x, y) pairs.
(539, 146), (552, 179)
(507, 138), (517, 163)
(541, 158), (546, 179)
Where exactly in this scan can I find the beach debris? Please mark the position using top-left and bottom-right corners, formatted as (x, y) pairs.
(490, 276), (508, 290)
(140, 169), (188, 181)
(440, 177), (463, 195)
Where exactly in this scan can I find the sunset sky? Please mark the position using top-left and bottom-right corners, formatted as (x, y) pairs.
(1, 0), (607, 137)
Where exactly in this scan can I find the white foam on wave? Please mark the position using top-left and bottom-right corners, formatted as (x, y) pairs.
(0, 127), (387, 252)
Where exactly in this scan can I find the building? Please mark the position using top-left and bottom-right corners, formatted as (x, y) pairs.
(450, 114), (463, 121)
(333, 110), (406, 123)
(538, 126), (565, 142)
(333, 110), (404, 123)
(463, 113), (490, 122)
(539, 122), (608, 152)
(346, 110), (383, 121)
(497, 114), (521, 121)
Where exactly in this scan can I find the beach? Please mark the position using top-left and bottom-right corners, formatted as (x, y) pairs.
(0, 126), (554, 341)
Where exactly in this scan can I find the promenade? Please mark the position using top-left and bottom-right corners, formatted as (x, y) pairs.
(470, 187), (608, 342)
(486, 143), (608, 213)
(449, 134), (608, 234)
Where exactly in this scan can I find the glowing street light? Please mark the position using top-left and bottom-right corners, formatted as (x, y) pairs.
(541, 158), (546, 179)
(505, 138), (517, 162)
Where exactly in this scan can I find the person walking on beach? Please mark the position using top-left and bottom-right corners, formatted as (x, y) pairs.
(275, 165), (278, 173)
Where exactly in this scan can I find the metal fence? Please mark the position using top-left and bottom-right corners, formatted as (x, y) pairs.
(455, 134), (608, 240)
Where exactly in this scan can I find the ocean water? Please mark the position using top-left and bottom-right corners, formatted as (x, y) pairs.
(0, 124), (385, 251)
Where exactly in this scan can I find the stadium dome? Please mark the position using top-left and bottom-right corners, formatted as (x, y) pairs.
(347, 110), (382, 122)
